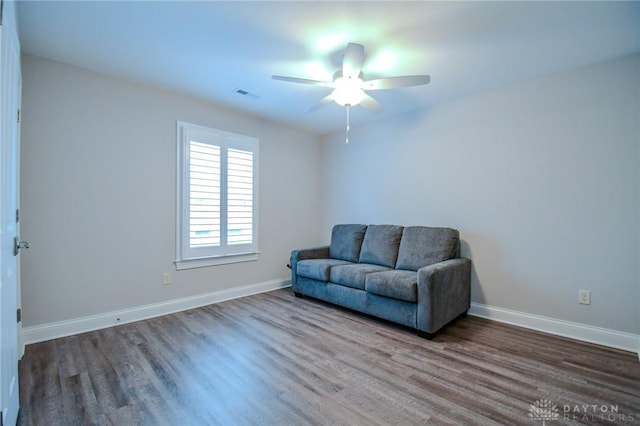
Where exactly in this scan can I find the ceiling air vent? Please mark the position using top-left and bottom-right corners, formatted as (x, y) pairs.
(233, 88), (260, 99)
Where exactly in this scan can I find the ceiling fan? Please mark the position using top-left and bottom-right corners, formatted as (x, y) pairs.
(272, 42), (430, 142)
(272, 42), (431, 113)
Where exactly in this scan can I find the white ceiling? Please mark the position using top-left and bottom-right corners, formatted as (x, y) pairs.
(16, 1), (640, 134)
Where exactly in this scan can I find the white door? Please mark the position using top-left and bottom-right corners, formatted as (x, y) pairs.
(0, 12), (22, 426)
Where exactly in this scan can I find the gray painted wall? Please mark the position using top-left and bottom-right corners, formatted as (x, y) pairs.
(321, 53), (640, 334)
(20, 54), (322, 327)
(20, 51), (639, 337)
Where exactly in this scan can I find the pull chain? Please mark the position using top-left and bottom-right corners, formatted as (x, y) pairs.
(345, 104), (351, 144)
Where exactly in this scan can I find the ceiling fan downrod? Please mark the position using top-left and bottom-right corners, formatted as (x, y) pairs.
(345, 104), (351, 144)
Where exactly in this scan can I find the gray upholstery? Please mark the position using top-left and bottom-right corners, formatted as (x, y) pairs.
(358, 225), (404, 267)
(330, 224), (367, 262)
(330, 263), (392, 290)
(290, 224), (471, 336)
(417, 259), (472, 333)
(290, 246), (330, 285)
(365, 270), (417, 302)
(297, 258), (351, 282)
(365, 293), (416, 328)
(396, 226), (459, 271)
(296, 277), (367, 313)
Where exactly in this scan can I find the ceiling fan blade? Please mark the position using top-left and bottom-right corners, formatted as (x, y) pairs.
(363, 75), (430, 90)
(306, 95), (334, 112)
(342, 43), (365, 80)
(360, 94), (383, 113)
(272, 75), (334, 88)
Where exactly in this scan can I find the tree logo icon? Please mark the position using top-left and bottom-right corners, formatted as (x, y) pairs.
(528, 399), (559, 425)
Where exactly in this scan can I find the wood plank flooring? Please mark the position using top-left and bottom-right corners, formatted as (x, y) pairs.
(18, 289), (640, 425)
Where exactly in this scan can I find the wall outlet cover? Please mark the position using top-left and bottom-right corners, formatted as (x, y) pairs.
(578, 289), (591, 305)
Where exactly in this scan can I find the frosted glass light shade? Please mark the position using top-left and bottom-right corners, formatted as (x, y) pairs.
(332, 77), (365, 106)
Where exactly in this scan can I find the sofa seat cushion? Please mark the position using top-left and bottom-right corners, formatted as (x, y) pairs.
(365, 270), (418, 302)
(330, 224), (368, 262)
(330, 263), (392, 290)
(396, 226), (459, 271)
(359, 224), (404, 267)
(297, 259), (352, 282)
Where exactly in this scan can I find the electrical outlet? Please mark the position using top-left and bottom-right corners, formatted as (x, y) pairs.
(578, 289), (591, 305)
(163, 272), (171, 285)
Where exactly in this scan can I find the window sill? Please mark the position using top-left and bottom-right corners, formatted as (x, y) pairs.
(174, 252), (259, 270)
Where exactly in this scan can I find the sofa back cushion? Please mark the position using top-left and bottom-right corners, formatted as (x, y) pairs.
(329, 224), (368, 262)
(358, 225), (404, 268)
(395, 226), (459, 271)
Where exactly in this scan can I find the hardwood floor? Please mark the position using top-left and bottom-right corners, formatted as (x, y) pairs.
(18, 289), (640, 425)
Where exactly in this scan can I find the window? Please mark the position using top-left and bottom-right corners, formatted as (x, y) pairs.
(176, 121), (259, 269)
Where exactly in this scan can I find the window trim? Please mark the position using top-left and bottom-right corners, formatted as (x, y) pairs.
(175, 121), (259, 270)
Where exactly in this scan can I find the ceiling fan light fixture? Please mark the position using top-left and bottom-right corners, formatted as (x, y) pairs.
(272, 42), (430, 116)
(332, 76), (365, 106)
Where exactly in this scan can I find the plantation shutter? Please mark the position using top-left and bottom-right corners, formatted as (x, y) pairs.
(177, 121), (259, 266)
(189, 141), (221, 248)
(227, 148), (254, 246)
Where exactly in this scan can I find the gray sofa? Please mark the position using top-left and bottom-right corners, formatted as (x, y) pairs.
(290, 224), (471, 338)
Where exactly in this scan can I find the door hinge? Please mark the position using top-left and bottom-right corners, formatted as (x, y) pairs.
(15, 208), (19, 223)
(17, 108), (20, 123)
(16, 308), (21, 323)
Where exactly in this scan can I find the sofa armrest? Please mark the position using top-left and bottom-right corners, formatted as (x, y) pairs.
(290, 246), (330, 284)
(416, 258), (471, 334)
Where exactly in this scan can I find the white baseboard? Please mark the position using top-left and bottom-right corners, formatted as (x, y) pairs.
(469, 302), (640, 357)
(21, 278), (291, 346)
